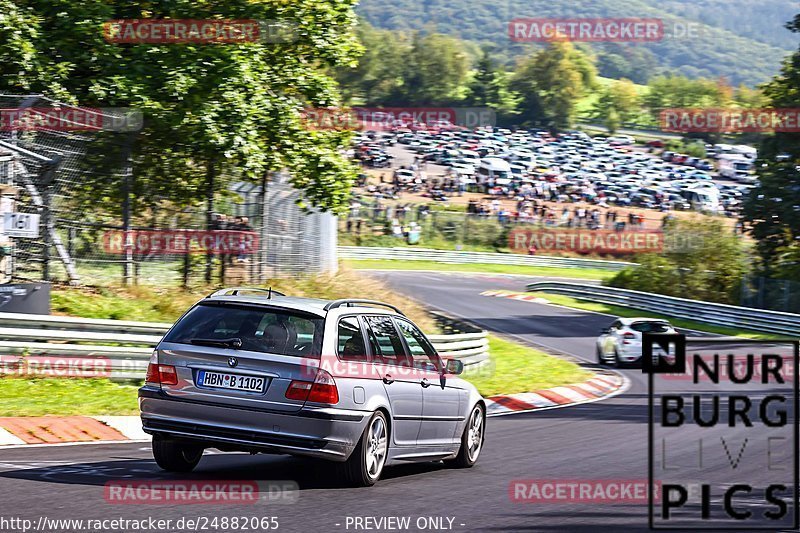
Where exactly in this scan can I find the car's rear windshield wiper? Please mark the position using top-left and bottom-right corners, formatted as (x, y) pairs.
(189, 337), (242, 349)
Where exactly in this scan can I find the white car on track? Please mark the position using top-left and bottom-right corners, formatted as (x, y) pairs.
(596, 318), (676, 366)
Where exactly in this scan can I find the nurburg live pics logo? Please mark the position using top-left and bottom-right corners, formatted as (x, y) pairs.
(644, 333), (800, 529)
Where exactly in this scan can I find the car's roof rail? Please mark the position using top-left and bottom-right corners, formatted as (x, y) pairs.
(207, 287), (286, 299)
(323, 299), (405, 315)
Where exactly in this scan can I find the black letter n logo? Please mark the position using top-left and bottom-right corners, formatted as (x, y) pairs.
(642, 333), (686, 374)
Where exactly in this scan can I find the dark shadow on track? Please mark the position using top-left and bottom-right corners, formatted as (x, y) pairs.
(468, 314), (612, 338)
(0, 453), (449, 490)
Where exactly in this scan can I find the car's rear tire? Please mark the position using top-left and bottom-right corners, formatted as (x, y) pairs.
(447, 403), (485, 468)
(341, 411), (388, 487)
(152, 435), (204, 472)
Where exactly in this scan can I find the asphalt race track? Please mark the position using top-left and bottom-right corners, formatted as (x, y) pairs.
(0, 271), (792, 532)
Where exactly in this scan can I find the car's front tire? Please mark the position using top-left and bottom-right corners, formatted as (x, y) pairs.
(612, 347), (621, 368)
(447, 403), (485, 468)
(342, 411), (388, 487)
(596, 345), (606, 365)
(152, 435), (204, 472)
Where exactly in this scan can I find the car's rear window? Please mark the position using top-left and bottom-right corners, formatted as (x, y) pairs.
(630, 321), (671, 333)
(163, 303), (323, 357)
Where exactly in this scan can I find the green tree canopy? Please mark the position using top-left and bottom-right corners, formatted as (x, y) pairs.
(0, 0), (363, 214)
(511, 42), (597, 131)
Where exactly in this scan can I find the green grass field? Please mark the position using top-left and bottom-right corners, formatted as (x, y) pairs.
(530, 292), (771, 339)
(0, 378), (141, 416)
(462, 335), (591, 397)
(345, 259), (616, 281)
(0, 334), (591, 415)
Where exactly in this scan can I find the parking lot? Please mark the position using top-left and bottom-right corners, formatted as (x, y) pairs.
(350, 126), (754, 231)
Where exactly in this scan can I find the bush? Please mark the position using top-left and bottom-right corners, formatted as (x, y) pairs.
(606, 218), (749, 304)
(665, 139), (706, 158)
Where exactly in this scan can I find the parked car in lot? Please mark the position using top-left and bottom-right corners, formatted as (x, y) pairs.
(596, 318), (677, 366)
(140, 289), (486, 486)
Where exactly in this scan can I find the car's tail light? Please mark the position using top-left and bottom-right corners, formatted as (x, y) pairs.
(285, 380), (313, 400)
(145, 363), (178, 385)
(285, 370), (339, 404)
(623, 332), (636, 345)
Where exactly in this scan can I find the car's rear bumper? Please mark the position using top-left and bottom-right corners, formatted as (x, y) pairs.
(617, 347), (642, 363)
(138, 386), (368, 462)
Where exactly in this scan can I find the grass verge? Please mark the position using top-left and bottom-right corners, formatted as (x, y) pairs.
(0, 378), (141, 416)
(50, 267), (437, 332)
(462, 334), (592, 397)
(345, 259), (615, 281)
(529, 292), (771, 339)
(0, 335), (593, 415)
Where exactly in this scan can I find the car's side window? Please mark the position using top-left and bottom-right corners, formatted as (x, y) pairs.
(395, 318), (440, 370)
(337, 316), (368, 362)
(364, 316), (410, 366)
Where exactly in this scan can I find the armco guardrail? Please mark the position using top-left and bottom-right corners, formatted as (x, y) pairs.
(527, 281), (800, 337)
(0, 313), (489, 379)
(339, 246), (634, 271)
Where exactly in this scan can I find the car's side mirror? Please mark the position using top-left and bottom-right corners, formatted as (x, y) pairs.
(444, 359), (464, 375)
(601, 327), (612, 335)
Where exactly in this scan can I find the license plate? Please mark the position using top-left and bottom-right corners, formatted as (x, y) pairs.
(196, 370), (266, 393)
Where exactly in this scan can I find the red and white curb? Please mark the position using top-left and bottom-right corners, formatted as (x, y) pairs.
(485, 374), (625, 417)
(0, 416), (148, 446)
(0, 377), (625, 445)
(481, 289), (550, 304)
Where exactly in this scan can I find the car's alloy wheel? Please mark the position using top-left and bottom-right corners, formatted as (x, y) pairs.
(447, 403), (485, 468)
(466, 406), (484, 462)
(365, 415), (388, 480)
(342, 411), (389, 487)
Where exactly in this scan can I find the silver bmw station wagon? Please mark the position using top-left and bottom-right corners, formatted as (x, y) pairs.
(139, 288), (486, 486)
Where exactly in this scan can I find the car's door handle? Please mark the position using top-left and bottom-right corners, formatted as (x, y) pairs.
(420, 378), (431, 388)
(383, 374), (394, 385)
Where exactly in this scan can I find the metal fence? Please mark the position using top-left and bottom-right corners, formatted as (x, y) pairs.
(526, 281), (800, 337)
(739, 275), (800, 314)
(0, 94), (338, 288)
(0, 311), (489, 379)
(343, 198), (671, 247)
(340, 246), (634, 271)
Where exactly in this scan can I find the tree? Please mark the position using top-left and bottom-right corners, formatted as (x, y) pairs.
(592, 78), (640, 133)
(643, 75), (732, 125)
(742, 13), (800, 280)
(337, 21), (410, 105)
(466, 48), (521, 124)
(510, 42), (596, 132)
(608, 219), (748, 304)
(401, 31), (470, 105)
(0, 0), (363, 215)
